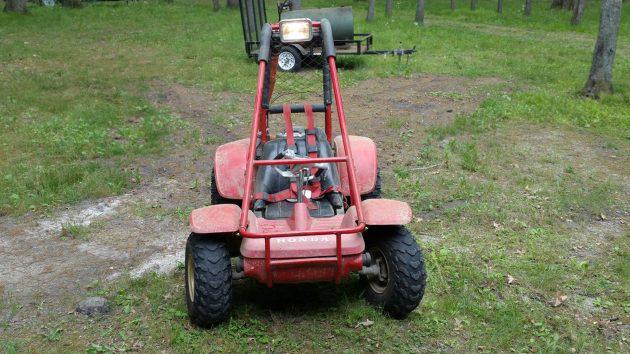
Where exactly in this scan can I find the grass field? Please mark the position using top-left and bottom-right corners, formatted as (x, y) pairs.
(1, 0), (629, 214)
(1, 0), (629, 352)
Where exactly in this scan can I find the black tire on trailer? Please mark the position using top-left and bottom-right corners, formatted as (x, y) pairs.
(361, 168), (382, 200)
(185, 233), (232, 327)
(362, 225), (427, 319)
(211, 168), (240, 205)
(277, 45), (302, 72)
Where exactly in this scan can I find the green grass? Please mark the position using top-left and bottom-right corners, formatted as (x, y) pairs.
(1, 0), (629, 352)
(60, 221), (91, 240)
(1, 0), (628, 214)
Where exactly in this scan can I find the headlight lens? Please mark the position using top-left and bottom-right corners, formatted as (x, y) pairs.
(280, 19), (313, 43)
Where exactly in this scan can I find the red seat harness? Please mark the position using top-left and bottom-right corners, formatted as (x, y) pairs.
(253, 103), (326, 208)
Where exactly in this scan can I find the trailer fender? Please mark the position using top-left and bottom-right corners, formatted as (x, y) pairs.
(214, 139), (249, 200)
(291, 44), (308, 56)
(189, 204), (242, 234)
(333, 135), (378, 196)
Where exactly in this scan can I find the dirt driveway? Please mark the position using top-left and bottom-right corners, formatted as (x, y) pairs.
(0, 75), (515, 324)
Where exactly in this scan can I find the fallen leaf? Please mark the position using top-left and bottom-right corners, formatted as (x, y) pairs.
(552, 293), (568, 307)
(600, 213), (607, 221)
(492, 221), (502, 229)
(507, 274), (516, 285)
(355, 319), (374, 328)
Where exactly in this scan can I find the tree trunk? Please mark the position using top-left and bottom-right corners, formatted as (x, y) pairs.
(367, 0), (375, 22)
(524, 0), (533, 15)
(571, 0), (587, 25)
(497, 0), (503, 13)
(563, 0), (575, 10)
(292, 0), (300, 10)
(415, 0), (425, 24)
(3, 0), (28, 13)
(385, 0), (393, 17)
(212, 0), (220, 11)
(471, 0), (477, 10)
(551, 0), (563, 8)
(451, 0), (456, 11)
(582, 0), (622, 98)
(226, 0), (238, 8)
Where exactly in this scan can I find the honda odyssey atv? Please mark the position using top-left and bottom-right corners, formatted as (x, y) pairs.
(185, 18), (426, 327)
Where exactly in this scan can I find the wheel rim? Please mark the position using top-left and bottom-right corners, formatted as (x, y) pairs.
(278, 51), (296, 71)
(186, 252), (195, 303)
(367, 247), (389, 294)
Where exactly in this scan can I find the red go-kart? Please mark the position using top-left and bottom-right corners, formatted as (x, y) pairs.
(185, 18), (427, 327)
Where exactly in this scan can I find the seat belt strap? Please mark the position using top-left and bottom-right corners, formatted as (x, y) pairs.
(282, 104), (295, 149)
(304, 103), (318, 158)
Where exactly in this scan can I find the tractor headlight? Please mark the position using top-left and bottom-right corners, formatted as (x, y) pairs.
(279, 19), (313, 43)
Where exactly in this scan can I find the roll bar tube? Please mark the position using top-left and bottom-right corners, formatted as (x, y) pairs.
(239, 24), (270, 229)
(257, 23), (272, 63)
(239, 19), (364, 232)
(320, 19), (336, 59)
(267, 103), (326, 114)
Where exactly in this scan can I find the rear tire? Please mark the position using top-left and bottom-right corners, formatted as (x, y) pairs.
(362, 226), (426, 319)
(185, 234), (232, 327)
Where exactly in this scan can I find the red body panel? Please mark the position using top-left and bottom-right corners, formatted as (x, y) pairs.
(240, 206), (364, 258)
(214, 139), (249, 200)
(244, 254), (363, 284)
(360, 199), (413, 225)
(189, 204), (241, 234)
(213, 135), (378, 200)
(333, 135), (378, 196)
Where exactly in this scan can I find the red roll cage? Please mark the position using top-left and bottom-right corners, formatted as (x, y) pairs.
(238, 20), (366, 286)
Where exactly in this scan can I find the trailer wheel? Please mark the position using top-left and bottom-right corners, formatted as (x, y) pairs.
(277, 46), (302, 72)
(185, 234), (232, 327)
(362, 226), (427, 319)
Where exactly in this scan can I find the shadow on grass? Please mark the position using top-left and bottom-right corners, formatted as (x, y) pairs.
(232, 276), (363, 315)
(335, 57), (366, 71)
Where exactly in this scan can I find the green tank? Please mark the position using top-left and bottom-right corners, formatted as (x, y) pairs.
(281, 7), (354, 43)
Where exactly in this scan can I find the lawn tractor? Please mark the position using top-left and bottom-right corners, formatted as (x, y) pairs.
(185, 17), (427, 327)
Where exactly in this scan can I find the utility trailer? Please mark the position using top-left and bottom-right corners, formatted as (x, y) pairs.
(239, 0), (416, 71)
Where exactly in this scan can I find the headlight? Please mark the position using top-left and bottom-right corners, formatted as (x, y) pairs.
(279, 19), (313, 43)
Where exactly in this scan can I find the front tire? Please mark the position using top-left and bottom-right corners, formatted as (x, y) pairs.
(185, 234), (232, 327)
(362, 226), (427, 319)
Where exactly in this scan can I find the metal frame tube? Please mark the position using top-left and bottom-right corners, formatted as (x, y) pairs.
(237, 20), (368, 287)
(239, 61), (267, 229)
(328, 57), (364, 221)
(253, 156), (347, 166)
(240, 224), (364, 238)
